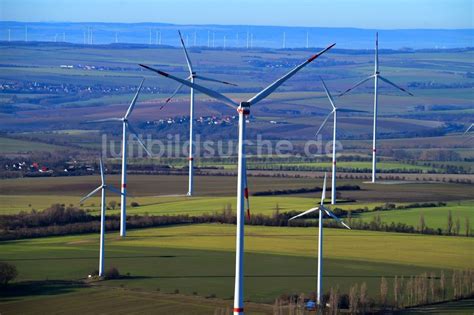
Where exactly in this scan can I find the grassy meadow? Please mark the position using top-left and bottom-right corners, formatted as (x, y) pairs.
(1, 224), (472, 305)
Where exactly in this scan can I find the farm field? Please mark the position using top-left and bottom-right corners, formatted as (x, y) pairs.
(1, 224), (472, 306)
(1, 174), (473, 215)
(0, 136), (68, 153)
(0, 285), (272, 315)
(355, 200), (474, 234)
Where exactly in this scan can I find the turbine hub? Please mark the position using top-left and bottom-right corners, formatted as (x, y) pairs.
(237, 102), (250, 115)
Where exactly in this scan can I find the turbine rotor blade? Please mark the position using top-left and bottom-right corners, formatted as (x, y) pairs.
(195, 74), (238, 86)
(124, 78), (145, 119)
(99, 156), (105, 185)
(247, 43), (336, 106)
(321, 205), (351, 230)
(321, 172), (327, 205)
(85, 118), (122, 123)
(320, 77), (336, 110)
(464, 124), (474, 135)
(140, 64), (238, 108)
(338, 75), (373, 97)
(178, 30), (194, 74)
(315, 111), (334, 137)
(288, 207), (320, 221)
(80, 185), (102, 203)
(378, 75), (414, 96)
(106, 185), (126, 196)
(127, 123), (153, 157)
(161, 83), (185, 110)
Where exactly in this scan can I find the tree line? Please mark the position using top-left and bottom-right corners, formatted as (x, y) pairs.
(1, 204), (471, 241)
(273, 269), (474, 314)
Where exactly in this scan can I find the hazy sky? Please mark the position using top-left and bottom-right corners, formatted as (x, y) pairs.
(1, 0), (472, 29)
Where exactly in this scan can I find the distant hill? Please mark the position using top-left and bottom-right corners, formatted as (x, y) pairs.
(1, 21), (472, 49)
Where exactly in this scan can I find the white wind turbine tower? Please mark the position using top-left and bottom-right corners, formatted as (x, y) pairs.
(162, 30), (237, 196)
(289, 173), (351, 307)
(89, 79), (151, 237)
(315, 78), (339, 205)
(80, 157), (124, 277)
(140, 42), (335, 314)
(338, 33), (413, 183)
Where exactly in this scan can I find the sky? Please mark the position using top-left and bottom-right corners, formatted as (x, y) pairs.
(1, 0), (472, 29)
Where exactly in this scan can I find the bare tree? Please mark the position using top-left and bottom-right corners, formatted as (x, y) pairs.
(447, 210), (453, 235)
(380, 277), (388, 308)
(429, 272), (436, 303)
(440, 271), (446, 300)
(108, 200), (117, 210)
(349, 284), (359, 314)
(329, 287), (340, 315)
(452, 271), (459, 299)
(465, 217), (470, 237)
(360, 282), (368, 313)
(418, 213), (426, 233)
(455, 218), (461, 236)
(394, 276), (400, 308)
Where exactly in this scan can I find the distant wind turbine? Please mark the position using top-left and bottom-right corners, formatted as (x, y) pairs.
(338, 33), (413, 183)
(463, 123), (473, 136)
(80, 157), (124, 277)
(162, 30), (237, 197)
(289, 173), (351, 307)
(315, 78), (339, 205)
(88, 79), (150, 237)
(140, 42), (335, 314)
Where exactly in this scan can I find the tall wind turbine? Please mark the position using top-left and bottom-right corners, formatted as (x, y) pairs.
(80, 157), (123, 277)
(289, 173), (351, 307)
(338, 33), (413, 183)
(140, 42), (335, 314)
(89, 79), (151, 237)
(162, 30), (237, 197)
(315, 78), (339, 205)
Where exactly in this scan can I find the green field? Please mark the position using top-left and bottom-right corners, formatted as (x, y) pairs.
(0, 136), (67, 153)
(356, 200), (474, 234)
(1, 225), (472, 305)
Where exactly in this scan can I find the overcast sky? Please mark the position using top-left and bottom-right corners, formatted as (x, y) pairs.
(1, 0), (472, 29)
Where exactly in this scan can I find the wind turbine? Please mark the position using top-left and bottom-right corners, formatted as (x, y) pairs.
(140, 42), (335, 314)
(162, 30), (237, 197)
(80, 157), (124, 277)
(463, 123), (473, 135)
(89, 79), (151, 238)
(338, 33), (413, 183)
(289, 173), (351, 307)
(315, 78), (339, 205)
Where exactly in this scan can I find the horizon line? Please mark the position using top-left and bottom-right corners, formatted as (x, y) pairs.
(1, 20), (473, 31)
